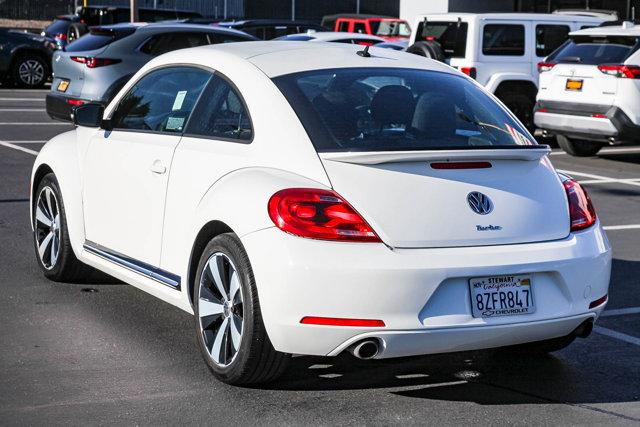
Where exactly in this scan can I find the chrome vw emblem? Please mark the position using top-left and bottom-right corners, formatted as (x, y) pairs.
(467, 192), (493, 215)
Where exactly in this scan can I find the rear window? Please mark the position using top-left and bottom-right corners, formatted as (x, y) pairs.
(547, 36), (640, 65)
(273, 68), (534, 152)
(45, 19), (72, 35)
(483, 24), (525, 56)
(65, 33), (115, 52)
(416, 21), (468, 58)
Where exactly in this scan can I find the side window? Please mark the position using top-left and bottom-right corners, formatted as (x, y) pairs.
(185, 74), (253, 142)
(337, 20), (350, 32)
(110, 67), (211, 134)
(353, 22), (366, 34)
(536, 24), (570, 57)
(141, 32), (210, 56)
(213, 33), (249, 43)
(482, 24), (525, 56)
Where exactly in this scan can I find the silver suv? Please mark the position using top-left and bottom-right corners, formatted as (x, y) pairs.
(46, 23), (257, 121)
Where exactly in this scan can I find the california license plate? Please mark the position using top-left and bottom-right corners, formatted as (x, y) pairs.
(565, 79), (583, 91)
(469, 275), (535, 318)
(57, 80), (69, 92)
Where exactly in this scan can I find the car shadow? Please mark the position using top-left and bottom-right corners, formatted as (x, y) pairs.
(598, 151), (640, 165)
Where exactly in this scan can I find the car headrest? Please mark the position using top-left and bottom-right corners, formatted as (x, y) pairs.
(370, 85), (415, 126)
(411, 92), (457, 137)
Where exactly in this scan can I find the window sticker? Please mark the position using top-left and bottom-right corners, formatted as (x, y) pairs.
(505, 124), (533, 145)
(166, 116), (185, 131)
(172, 90), (187, 111)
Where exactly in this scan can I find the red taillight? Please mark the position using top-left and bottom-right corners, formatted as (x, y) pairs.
(591, 113), (607, 118)
(55, 32), (67, 41)
(460, 67), (476, 79)
(536, 108), (549, 113)
(589, 294), (608, 309)
(430, 161), (491, 169)
(70, 56), (121, 68)
(66, 99), (86, 106)
(424, 35), (436, 41)
(268, 188), (381, 242)
(300, 316), (385, 327)
(563, 179), (597, 231)
(598, 64), (640, 78)
(356, 41), (374, 46)
(537, 62), (556, 73)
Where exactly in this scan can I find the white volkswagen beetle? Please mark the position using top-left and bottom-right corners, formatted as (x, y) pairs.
(30, 42), (612, 385)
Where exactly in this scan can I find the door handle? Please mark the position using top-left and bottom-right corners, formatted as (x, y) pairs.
(150, 160), (166, 175)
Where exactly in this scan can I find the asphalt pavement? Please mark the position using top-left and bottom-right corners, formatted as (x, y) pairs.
(1, 86), (639, 426)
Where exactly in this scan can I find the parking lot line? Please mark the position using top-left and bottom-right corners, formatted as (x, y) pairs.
(2, 140), (47, 144)
(550, 147), (640, 155)
(557, 169), (640, 188)
(0, 122), (69, 126)
(601, 306), (640, 317)
(0, 98), (45, 101)
(593, 326), (640, 346)
(0, 108), (46, 112)
(602, 224), (640, 231)
(0, 140), (38, 156)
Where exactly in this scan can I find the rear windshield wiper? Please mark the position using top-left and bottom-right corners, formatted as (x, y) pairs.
(559, 56), (582, 63)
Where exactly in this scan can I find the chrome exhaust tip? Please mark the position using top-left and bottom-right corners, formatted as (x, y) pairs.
(349, 339), (380, 360)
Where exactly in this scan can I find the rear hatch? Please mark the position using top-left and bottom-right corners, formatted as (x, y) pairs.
(51, 25), (135, 98)
(273, 66), (569, 249)
(320, 150), (568, 248)
(538, 34), (640, 108)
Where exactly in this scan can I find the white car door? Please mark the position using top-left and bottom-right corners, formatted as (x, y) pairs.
(82, 66), (212, 270)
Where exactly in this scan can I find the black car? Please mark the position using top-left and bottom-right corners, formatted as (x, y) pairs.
(64, 5), (202, 43)
(216, 19), (327, 40)
(0, 28), (54, 88)
(41, 15), (79, 50)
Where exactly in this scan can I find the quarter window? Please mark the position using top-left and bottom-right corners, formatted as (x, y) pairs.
(536, 24), (570, 57)
(337, 21), (349, 32)
(482, 24), (525, 56)
(185, 74), (253, 141)
(353, 22), (366, 34)
(141, 32), (210, 56)
(110, 67), (211, 133)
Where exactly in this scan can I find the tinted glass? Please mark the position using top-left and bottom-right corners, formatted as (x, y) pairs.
(45, 19), (72, 35)
(417, 21), (468, 58)
(141, 32), (210, 56)
(338, 21), (349, 32)
(111, 67), (210, 133)
(274, 68), (534, 152)
(483, 24), (525, 56)
(65, 34), (114, 52)
(547, 36), (639, 65)
(354, 23), (366, 33)
(214, 33), (252, 43)
(536, 24), (570, 57)
(186, 74), (252, 141)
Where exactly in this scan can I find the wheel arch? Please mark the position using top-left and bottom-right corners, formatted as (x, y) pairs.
(494, 79), (538, 99)
(485, 73), (538, 95)
(186, 220), (234, 309)
(9, 47), (50, 72)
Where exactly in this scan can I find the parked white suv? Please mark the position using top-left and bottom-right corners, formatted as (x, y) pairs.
(407, 13), (604, 130)
(535, 23), (640, 156)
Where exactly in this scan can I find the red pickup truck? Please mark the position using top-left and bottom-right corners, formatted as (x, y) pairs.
(321, 14), (411, 41)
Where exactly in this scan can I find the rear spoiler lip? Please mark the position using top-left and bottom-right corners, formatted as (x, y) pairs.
(319, 147), (551, 165)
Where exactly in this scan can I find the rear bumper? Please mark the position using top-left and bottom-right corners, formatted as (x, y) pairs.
(241, 223), (611, 358)
(534, 102), (640, 142)
(46, 92), (74, 122)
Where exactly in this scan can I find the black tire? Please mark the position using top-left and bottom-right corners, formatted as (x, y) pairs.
(499, 333), (576, 356)
(406, 40), (445, 62)
(11, 54), (49, 88)
(67, 22), (88, 44)
(193, 233), (290, 385)
(495, 89), (536, 133)
(33, 173), (94, 282)
(557, 135), (603, 157)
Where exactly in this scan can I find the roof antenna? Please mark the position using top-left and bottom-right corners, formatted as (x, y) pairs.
(357, 45), (371, 57)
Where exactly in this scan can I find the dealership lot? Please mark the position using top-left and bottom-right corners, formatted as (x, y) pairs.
(1, 87), (639, 424)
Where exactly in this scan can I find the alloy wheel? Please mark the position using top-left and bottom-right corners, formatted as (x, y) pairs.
(18, 59), (45, 86)
(198, 252), (244, 367)
(34, 186), (61, 270)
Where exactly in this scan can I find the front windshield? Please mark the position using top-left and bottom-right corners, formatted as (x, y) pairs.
(371, 20), (411, 37)
(273, 68), (535, 152)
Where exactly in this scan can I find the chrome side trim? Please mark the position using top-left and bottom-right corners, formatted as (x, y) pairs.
(83, 240), (181, 290)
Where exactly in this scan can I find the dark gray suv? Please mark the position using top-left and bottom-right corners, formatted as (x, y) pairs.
(46, 23), (257, 121)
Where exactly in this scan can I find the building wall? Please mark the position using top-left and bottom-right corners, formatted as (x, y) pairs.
(245, 0), (400, 22)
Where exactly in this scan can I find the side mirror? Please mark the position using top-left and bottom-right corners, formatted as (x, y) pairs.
(72, 103), (105, 128)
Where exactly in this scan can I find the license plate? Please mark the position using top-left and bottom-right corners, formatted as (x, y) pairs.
(469, 275), (535, 318)
(57, 80), (69, 92)
(565, 79), (583, 91)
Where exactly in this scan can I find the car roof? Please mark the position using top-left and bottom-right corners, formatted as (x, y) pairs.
(95, 22), (253, 38)
(416, 12), (604, 23)
(570, 23), (640, 36)
(151, 41), (456, 78)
